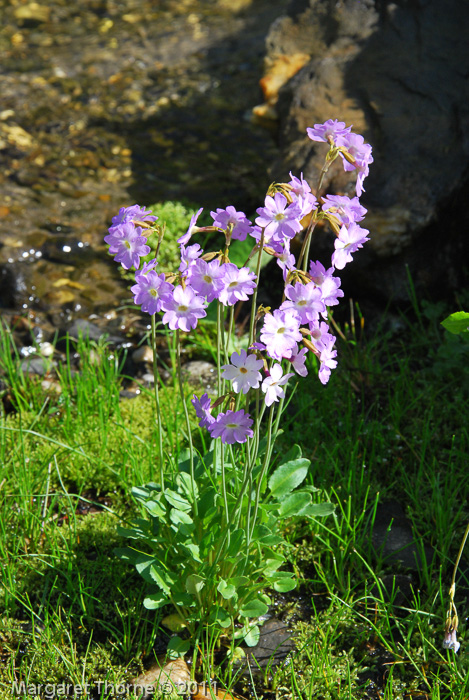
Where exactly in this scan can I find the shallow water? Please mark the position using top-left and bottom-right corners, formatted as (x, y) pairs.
(0, 0), (287, 319)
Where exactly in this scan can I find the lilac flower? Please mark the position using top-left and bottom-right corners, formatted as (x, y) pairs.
(306, 119), (351, 144)
(322, 195), (367, 226)
(255, 193), (303, 241)
(221, 349), (264, 394)
(191, 393), (215, 429)
(288, 172), (318, 218)
(161, 285), (207, 332)
(331, 223), (370, 270)
(208, 409), (254, 444)
(442, 627), (460, 653)
(308, 321), (337, 384)
(210, 206), (253, 242)
(218, 263), (257, 306)
(186, 258), (226, 302)
(260, 309), (302, 361)
(104, 223), (150, 270)
(290, 343), (308, 377)
(281, 281), (325, 324)
(262, 364), (294, 407)
(179, 243), (203, 273)
(336, 132), (373, 196)
(139, 258), (159, 275)
(318, 341), (337, 385)
(308, 260), (344, 310)
(177, 207), (203, 246)
(276, 249), (296, 281)
(110, 205), (157, 228)
(131, 271), (174, 315)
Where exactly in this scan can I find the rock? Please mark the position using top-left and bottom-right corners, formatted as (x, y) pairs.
(20, 356), (50, 375)
(181, 361), (217, 391)
(371, 500), (433, 572)
(263, 0), (469, 304)
(244, 618), (293, 669)
(132, 345), (154, 364)
(64, 319), (126, 346)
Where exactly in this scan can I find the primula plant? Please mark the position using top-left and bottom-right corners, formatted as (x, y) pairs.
(105, 120), (373, 657)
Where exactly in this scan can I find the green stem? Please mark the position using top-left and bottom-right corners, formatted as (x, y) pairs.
(151, 315), (164, 487)
(248, 405), (275, 542)
(249, 230), (265, 347)
(176, 329), (198, 516)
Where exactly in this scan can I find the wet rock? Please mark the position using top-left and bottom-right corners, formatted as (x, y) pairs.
(371, 500), (433, 572)
(64, 318), (125, 346)
(244, 618), (293, 670)
(181, 360), (217, 391)
(20, 355), (51, 375)
(132, 345), (153, 364)
(264, 0), (469, 304)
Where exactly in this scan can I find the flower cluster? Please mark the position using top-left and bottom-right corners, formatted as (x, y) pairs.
(105, 121), (372, 445)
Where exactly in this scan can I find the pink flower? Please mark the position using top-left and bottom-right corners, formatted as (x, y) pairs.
(161, 285), (207, 332)
(104, 223), (150, 270)
(308, 260), (344, 312)
(221, 349), (264, 394)
(131, 271), (174, 315)
(331, 223), (369, 270)
(281, 281), (325, 324)
(290, 343), (308, 377)
(177, 207), (203, 246)
(218, 263), (256, 306)
(306, 119), (351, 144)
(210, 206), (253, 241)
(322, 195), (367, 226)
(262, 364), (294, 407)
(336, 132), (373, 196)
(186, 258), (226, 302)
(191, 393), (215, 429)
(255, 193), (303, 241)
(260, 309), (302, 361)
(208, 410), (254, 444)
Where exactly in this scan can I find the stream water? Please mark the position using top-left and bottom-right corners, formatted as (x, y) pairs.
(0, 0), (287, 327)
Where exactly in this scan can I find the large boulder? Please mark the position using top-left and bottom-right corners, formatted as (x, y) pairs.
(262, 0), (469, 304)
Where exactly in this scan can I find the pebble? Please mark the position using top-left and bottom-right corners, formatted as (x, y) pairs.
(132, 345), (153, 364)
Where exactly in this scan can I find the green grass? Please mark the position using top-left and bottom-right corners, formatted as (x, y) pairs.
(0, 295), (468, 699)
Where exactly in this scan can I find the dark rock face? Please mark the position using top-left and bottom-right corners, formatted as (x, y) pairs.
(265, 0), (469, 304)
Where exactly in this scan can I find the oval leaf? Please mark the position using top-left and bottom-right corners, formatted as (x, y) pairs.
(278, 491), (311, 518)
(301, 502), (335, 518)
(239, 599), (268, 619)
(269, 459), (310, 498)
(441, 311), (469, 335)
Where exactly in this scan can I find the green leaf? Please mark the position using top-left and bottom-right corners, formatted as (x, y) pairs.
(208, 607), (232, 629)
(217, 579), (237, 600)
(181, 542), (202, 563)
(116, 525), (145, 539)
(273, 577), (297, 593)
(163, 489), (191, 511)
(263, 558), (284, 576)
(149, 564), (171, 595)
(167, 636), (191, 659)
(169, 508), (193, 526)
(114, 546), (140, 563)
(441, 311), (469, 335)
(243, 624), (260, 647)
(176, 472), (199, 501)
(301, 502), (335, 517)
(226, 528), (245, 558)
(269, 458), (310, 498)
(143, 592), (168, 609)
(278, 491), (312, 518)
(185, 574), (205, 595)
(144, 499), (167, 518)
(239, 599), (268, 619)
